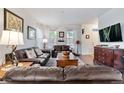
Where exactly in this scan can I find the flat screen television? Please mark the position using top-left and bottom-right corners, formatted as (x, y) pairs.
(99, 23), (123, 42)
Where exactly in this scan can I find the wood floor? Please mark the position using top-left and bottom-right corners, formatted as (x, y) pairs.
(79, 55), (94, 65)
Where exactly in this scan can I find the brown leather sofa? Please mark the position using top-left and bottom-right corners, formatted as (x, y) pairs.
(6, 47), (51, 66)
(54, 45), (70, 51)
(52, 45), (70, 58)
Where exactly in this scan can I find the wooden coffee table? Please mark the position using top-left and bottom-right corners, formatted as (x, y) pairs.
(0, 62), (33, 80)
(56, 53), (78, 68)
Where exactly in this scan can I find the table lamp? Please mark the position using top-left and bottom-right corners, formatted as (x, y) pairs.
(43, 38), (48, 49)
(0, 30), (24, 66)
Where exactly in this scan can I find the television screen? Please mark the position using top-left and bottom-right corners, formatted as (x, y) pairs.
(99, 23), (123, 42)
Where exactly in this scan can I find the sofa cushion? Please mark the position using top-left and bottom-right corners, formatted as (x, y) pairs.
(25, 49), (37, 58)
(38, 53), (50, 58)
(34, 48), (43, 56)
(4, 66), (63, 82)
(54, 45), (62, 51)
(64, 65), (122, 81)
(19, 58), (45, 64)
(62, 45), (70, 51)
(15, 50), (27, 60)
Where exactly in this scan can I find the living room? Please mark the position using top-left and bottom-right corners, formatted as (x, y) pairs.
(0, 7), (124, 85)
(1, 0), (124, 92)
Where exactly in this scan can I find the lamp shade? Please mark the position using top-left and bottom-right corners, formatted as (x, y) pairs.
(43, 39), (48, 43)
(0, 30), (24, 45)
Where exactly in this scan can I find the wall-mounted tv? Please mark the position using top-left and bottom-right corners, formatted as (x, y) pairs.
(99, 23), (123, 42)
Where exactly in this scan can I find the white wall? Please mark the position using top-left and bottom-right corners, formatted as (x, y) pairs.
(54, 25), (82, 48)
(36, 28), (43, 48)
(81, 9), (124, 55)
(81, 20), (99, 55)
(0, 8), (39, 65)
(36, 24), (82, 53)
(99, 8), (124, 48)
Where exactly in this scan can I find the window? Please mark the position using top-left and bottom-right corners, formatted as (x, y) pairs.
(48, 31), (57, 49)
(67, 31), (75, 48)
(48, 31), (75, 49)
(36, 28), (43, 48)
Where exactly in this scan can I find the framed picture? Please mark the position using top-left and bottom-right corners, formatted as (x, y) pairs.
(4, 8), (24, 32)
(59, 32), (64, 38)
(82, 28), (84, 34)
(27, 26), (36, 40)
(86, 34), (90, 39)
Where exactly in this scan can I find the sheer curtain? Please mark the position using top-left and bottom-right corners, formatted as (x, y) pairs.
(48, 30), (76, 49)
(67, 31), (76, 49)
(48, 31), (57, 49)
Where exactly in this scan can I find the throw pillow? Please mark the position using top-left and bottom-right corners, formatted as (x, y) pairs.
(25, 49), (37, 58)
(34, 48), (43, 56)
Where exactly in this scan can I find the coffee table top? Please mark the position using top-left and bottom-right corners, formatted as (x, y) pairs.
(56, 52), (78, 68)
(56, 52), (78, 61)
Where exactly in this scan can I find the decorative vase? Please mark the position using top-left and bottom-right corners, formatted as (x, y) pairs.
(63, 51), (70, 59)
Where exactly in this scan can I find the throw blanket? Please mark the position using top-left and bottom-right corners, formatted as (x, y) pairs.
(3, 64), (123, 82)
(3, 66), (63, 82)
(64, 65), (123, 81)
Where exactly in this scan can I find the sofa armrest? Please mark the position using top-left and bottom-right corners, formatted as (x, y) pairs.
(41, 49), (51, 53)
(18, 58), (39, 62)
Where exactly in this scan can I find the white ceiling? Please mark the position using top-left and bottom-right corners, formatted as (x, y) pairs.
(25, 8), (111, 25)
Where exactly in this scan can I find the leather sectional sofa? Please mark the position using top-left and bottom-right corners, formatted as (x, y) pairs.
(3, 65), (122, 83)
(6, 47), (51, 66)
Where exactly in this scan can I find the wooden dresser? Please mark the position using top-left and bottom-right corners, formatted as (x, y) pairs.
(94, 46), (124, 71)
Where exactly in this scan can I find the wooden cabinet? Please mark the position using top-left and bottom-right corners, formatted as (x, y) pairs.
(104, 49), (114, 66)
(94, 46), (124, 71)
(114, 49), (124, 71)
(94, 47), (113, 66)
